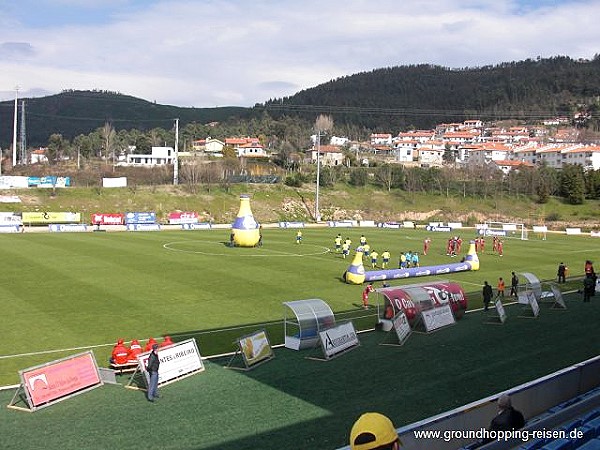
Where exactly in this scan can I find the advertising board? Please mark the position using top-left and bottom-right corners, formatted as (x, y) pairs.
(18, 351), (102, 410)
(91, 213), (124, 225)
(125, 212), (157, 224)
(168, 211), (199, 224)
(137, 339), (204, 386)
(22, 212), (81, 224)
(318, 321), (359, 359)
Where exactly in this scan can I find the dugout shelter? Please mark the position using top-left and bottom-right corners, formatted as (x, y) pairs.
(283, 299), (335, 350)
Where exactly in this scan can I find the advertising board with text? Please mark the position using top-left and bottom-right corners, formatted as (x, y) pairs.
(318, 321), (359, 359)
(20, 351), (102, 410)
(137, 338), (204, 386)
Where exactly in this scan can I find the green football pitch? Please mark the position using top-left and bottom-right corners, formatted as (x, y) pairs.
(0, 227), (598, 449)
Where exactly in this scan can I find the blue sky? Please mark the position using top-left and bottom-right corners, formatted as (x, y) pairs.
(0, 0), (598, 107)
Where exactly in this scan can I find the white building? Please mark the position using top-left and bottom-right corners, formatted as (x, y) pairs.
(126, 146), (174, 166)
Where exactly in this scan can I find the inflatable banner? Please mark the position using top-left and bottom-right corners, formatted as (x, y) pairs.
(378, 281), (468, 327)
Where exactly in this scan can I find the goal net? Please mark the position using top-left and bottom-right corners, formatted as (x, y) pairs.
(484, 222), (528, 240)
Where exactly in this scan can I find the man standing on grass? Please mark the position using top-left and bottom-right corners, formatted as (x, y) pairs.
(495, 277), (505, 300)
(510, 272), (519, 298)
(146, 344), (160, 402)
(482, 281), (493, 311)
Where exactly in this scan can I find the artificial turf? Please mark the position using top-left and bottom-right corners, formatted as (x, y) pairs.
(0, 292), (598, 449)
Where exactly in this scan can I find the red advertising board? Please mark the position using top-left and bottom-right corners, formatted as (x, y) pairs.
(21, 352), (102, 408)
(91, 213), (124, 225)
(168, 211), (199, 224)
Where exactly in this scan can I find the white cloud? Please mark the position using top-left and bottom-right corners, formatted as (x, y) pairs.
(0, 0), (598, 106)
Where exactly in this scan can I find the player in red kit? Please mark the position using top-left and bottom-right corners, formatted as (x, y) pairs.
(362, 283), (374, 309)
(423, 237), (431, 256)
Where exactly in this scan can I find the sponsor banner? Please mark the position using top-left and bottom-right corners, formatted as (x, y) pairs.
(402, 221), (415, 228)
(533, 226), (548, 233)
(0, 176), (28, 189)
(0, 212), (22, 225)
(327, 220), (357, 228)
(476, 223), (488, 230)
(137, 339), (204, 386)
(359, 220), (377, 227)
(319, 321), (359, 359)
(168, 211), (199, 224)
(239, 330), (274, 367)
(28, 176), (71, 188)
(49, 224), (88, 233)
(22, 212), (81, 224)
(378, 222), (401, 229)
(448, 222), (463, 229)
(425, 225), (452, 232)
(479, 229), (506, 236)
(278, 221), (305, 228)
(0, 195), (22, 203)
(591, 230), (600, 238)
(392, 311), (411, 344)
(503, 224), (518, 231)
(0, 225), (20, 233)
(102, 177), (127, 188)
(91, 213), (124, 225)
(127, 223), (161, 231)
(181, 223), (212, 230)
(565, 228), (581, 235)
(125, 212), (156, 224)
(421, 304), (455, 332)
(21, 351), (101, 408)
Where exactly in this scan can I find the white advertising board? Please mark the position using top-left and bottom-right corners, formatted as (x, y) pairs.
(495, 299), (507, 323)
(392, 311), (411, 345)
(421, 305), (455, 332)
(529, 293), (540, 317)
(318, 322), (359, 359)
(137, 338), (204, 386)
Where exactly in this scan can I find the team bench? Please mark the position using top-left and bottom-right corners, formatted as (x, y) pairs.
(109, 361), (139, 375)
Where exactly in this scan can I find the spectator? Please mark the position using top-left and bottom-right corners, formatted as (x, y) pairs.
(584, 260), (594, 275)
(489, 394), (525, 432)
(127, 339), (143, 363)
(110, 338), (130, 365)
(144, 337), (158, 352)
(145, 343), (161, 402)
(350, 412), (401, 450)
(482, 281), (493, 312)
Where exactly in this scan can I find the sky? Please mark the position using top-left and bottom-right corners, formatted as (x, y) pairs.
(0, 0), (598, 108)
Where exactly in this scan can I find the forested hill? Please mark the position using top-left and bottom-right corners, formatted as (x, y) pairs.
(0, 90), (251, 147)
(263, 55), (600, 131)
(2, 56), (600, 147)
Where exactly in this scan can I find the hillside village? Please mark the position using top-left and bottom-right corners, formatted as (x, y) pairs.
(23, 117), (600, 175)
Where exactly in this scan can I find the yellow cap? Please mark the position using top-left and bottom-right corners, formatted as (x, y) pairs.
(350, 412), (400, 450)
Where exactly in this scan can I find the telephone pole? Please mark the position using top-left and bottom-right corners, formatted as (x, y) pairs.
(12, 86), (19, 166)
(173, 118), (179, 185)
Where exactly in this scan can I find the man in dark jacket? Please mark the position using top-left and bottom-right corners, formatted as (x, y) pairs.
(146, 344), (160, 402)
(482, 281), (493, 311)
(490, 394), (525, 431)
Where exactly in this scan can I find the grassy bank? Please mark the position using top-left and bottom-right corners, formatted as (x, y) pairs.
(2, 183), (600, 229)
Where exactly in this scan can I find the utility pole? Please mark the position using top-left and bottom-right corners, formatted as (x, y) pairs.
(20, 100), (26, 164)
(313, 114), (333, 222)
(12, 86), (19, 166)
(173, 118), (179, 185)
(315, 131), (321, 222)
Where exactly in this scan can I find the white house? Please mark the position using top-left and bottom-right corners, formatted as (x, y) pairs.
(126, 146), (174, 166)
(370, 133), (393, 146)
(330, 136), (350, 146)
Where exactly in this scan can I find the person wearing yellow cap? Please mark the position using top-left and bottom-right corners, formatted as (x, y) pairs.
(350, 412), (401, 450)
